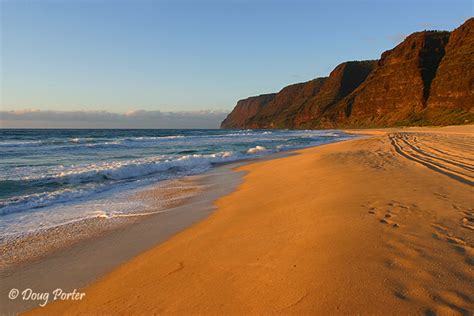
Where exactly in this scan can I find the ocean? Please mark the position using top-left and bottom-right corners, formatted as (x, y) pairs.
(0, 129), (355, 237)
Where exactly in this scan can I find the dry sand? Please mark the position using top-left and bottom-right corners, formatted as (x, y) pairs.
(29, 126), (474, 315)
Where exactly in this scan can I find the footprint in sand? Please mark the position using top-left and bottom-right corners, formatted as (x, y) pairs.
(368, 205), (400, 228)
(379, 218), (400, 228)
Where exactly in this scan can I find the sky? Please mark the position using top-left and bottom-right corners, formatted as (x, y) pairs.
(0, 0), (471, 128)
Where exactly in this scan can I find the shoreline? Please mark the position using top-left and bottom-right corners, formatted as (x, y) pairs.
(1, 132), (354, 275)
(0, 149), (298, 315)
(0, 175), (210, 273)
(0, 148), (307, 274)
(28, 125), (474, 314)
(0, 130), (356, 273)
(0, 160), (246, 314)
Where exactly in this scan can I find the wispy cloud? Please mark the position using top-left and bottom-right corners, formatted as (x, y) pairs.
(0, 109), (229, 129)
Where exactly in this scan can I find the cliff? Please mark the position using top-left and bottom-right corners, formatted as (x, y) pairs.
(221, 18), (473, 129)
(221, 61), (375, 129)
(293, 61), (377, 128)
(333, 30), (450, 127)
(425, 18), (474, 125)
(220, 93), (276, 129)
(244, 78), (327, 128)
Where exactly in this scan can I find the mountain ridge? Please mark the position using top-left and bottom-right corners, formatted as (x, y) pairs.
(221, 18), (473, 129)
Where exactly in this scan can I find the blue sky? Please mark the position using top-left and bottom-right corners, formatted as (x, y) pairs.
(0, 0), (471, 127)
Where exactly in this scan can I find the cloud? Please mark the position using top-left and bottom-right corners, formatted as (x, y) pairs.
(0, 109), (229, 129)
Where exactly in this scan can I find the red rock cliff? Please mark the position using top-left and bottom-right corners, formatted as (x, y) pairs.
(221, 61), (374, 129)
(293, 61), (376, 128)
(332, 30), (450, 127)
(221, 18), (473, 129)
(244, 78), (327, 128)
(425, 18), (474, 125)
(220, 93), (276, 128)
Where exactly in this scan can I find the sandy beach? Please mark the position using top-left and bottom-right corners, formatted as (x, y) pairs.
(0, 161), (251, 314)
(28, 126), (474, 315)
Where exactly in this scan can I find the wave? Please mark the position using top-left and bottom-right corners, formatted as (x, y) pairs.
(247, 145), (267, 154)
(19, 152), (236, 183)
(0, 151), (241, 215)
(130, 135), (185, 140)
(0, 131), (332, 152)
(0, 185), (103, 216)
(0, 140), (44, 148)
(0, 135), (187, 148)
(68, 137), (99, 144)
(0, 130), (355, 220)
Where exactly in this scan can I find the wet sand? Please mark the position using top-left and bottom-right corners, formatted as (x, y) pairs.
(0, 161), (249, 315)
(0, 177), (208, 273)
(29, 126), (474, 315)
